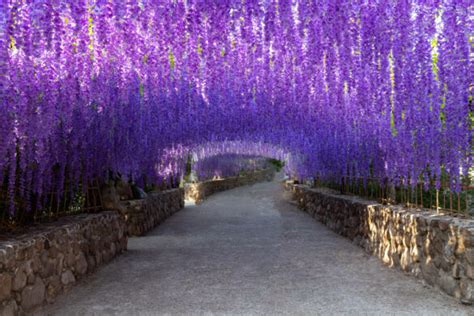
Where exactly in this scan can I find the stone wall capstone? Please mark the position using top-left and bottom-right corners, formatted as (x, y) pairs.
(120, 188), (185, 236)
(184, 168), (275, 203)
(287, 183), (474, 305)
(0, 211), (127, 315)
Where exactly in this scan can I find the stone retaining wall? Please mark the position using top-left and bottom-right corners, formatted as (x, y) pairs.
(287, 183), (474, 304)
(0, 212), (127, 315)
(185, 168), (275, 203)
(120, 188), (185, 236)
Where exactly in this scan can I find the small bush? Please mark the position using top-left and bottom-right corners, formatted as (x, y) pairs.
(267, 159), (285, 172)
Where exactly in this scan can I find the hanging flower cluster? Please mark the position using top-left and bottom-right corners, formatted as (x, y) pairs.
(1, 0), (472, 214)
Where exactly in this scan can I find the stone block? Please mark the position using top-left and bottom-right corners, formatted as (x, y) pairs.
(75, 252), (88, 275)
(46, 276), (61, 303)
(0, 300), (18, 316)
(60, 270), (75, 286)
(465, 249), (474, 265)
(20, 277), (45, 311)
(0, 273), (12, 301)
(460, 279), (473, 305)
(466, 264), (474, 280)
(12, 266), (27, 292)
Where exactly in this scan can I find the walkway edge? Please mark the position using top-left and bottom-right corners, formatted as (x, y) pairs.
(0, 212), (127, 315)
(184, 169), (275, 203)
(287, 182), (474, 305)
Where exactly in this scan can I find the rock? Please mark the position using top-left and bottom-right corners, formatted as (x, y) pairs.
(2, 246), (14, 270)
(40, 258), (57, 279)
(24, 260), (34, 276)
(466, 264), (474, 280)
(465, 248), (474, 265)
(461, 231), (474, 248)
(56, 253), (65, 275)
(412, 263), (421, 277)
(61, 270), (75, 286)
(75, 252), (88, 275)
(46, 276), (61, 302)
(443, 239), (455, 262)
(86, 255), (96, 272)
(34, 238), (44, 251)
(27, 274), (35, 285)
(31, 255), (41, 274)
(48, 246), (59, 258)
(438, 219), (451, 231)
(0, 249), (6, 266)
(0, 273), (12, 301)
(15, 247), (26, 261)
(65, 250), (76, 267)
(460, 279), (473, 305)
(434, 254), (452, 272)
(110, 242), (116, 256)
(21, 277), (45, 310)
(12, 265), (27, 291)
(0, 301), (18, 316)
(438, 271), (458, 296)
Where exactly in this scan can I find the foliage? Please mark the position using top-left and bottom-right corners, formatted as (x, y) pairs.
(267, 159), (285, 172)
(1, 0), (472, 218)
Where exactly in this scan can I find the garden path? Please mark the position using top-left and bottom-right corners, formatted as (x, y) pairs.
(38, 180), (471, 315)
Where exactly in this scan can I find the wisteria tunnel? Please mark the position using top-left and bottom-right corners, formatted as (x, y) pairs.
(0, 0), (473, 315)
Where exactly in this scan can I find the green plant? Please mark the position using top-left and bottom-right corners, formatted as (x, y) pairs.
(267, 159), (285, 172)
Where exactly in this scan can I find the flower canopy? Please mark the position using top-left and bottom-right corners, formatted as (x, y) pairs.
(1, 0), (472, 213)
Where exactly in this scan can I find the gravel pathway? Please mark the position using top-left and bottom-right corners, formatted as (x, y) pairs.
(37, 180), (472, 315)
